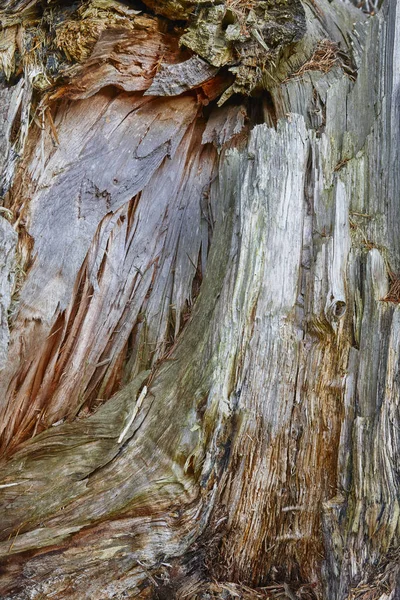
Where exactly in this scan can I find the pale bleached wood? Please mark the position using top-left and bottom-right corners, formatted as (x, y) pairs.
(0, 217), (17, 369)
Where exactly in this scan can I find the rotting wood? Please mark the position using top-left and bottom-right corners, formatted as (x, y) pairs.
(0, 0), (399, 598)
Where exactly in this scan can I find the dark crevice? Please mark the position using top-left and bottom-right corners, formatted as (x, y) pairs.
(9, 101), (23, 146)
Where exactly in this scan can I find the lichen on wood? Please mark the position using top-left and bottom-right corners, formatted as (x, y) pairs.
(0, 0), (307, 104)
(180, 0), (307, 102)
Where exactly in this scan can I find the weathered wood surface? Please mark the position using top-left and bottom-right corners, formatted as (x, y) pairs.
(0, 0), (399, 598)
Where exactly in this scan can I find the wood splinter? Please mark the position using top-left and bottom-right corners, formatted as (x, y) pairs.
(118, 385), (148, 443)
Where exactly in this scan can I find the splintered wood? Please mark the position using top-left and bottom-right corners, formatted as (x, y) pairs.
(0, 0), (399, 599)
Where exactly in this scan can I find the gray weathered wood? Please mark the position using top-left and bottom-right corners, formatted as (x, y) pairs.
(0, 0), (399, 598)
(145, 56), (218, 97)
(0, 217), (16, 369)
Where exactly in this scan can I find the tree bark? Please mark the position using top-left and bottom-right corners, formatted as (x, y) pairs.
(0, 0), (399, 598)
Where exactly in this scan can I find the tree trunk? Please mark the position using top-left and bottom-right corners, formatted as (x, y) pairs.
(0, 0), (399, 598)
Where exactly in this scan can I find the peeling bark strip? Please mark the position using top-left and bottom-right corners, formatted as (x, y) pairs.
(0, 0), (400, 598)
